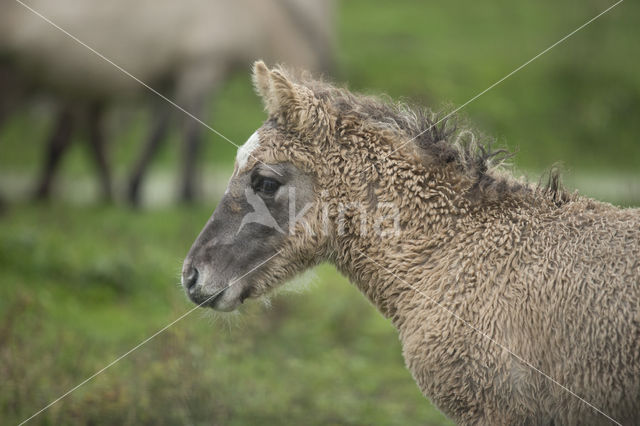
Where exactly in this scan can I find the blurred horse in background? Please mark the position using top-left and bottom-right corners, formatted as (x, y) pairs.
(0, 0), (334, 204)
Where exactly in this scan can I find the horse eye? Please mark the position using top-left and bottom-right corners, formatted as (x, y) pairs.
(253, 177), (281, 196)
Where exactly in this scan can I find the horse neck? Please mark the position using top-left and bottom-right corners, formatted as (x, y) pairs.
(318, 139), (512, 326)
(328, 226), (446, 328)
(324, 180), (468, 327)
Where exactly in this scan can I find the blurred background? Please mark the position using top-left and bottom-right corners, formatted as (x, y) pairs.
(0, 0), (638, 424)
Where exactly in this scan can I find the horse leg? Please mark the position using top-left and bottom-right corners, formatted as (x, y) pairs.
(0, 63), (19, 130)
(179, 95), (206, 203)
(87, 101), (112, 202)
(127, 102), (171, 207)
(0, 100), (9, 129)
(34, 106), (74, 200)
(0, 74), (13, 208)
(175, 62), (226, 204)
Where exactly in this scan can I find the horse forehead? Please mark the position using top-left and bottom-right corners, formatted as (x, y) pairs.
(236, 130), (261, 171)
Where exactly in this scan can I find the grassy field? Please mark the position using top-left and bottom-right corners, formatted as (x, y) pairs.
(1, 0), (638, 424)
(0, 205), (451, 425)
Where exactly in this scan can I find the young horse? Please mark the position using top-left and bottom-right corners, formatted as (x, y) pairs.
(182, 62), (640, 425)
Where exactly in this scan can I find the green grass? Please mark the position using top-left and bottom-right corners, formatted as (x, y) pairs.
(0, 204), (451, 425)
(0, 0), (638, 424)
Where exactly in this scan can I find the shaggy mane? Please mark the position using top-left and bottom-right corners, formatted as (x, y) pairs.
(281, 67), (572, 206)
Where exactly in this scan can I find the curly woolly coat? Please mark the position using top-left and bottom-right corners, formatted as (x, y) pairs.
(243, 63), (640, 425)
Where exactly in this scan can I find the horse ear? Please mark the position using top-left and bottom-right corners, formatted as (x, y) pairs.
(252, 60), (277, 113)
(251, 61), (328, 137)
(269, 69), (302, 115)
(252, 61), (305, 118)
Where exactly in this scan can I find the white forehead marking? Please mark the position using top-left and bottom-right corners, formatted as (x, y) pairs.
(236, 131), (260, 171)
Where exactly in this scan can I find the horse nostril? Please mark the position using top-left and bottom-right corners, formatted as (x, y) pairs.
(184, 266), (199, 290)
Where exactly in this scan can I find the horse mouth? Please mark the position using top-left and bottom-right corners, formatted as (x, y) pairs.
(194, 284), (250, 312)
(189, 287), (226, 309)
(204, 291), (225, 308)
(186, 276), (255, 311)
